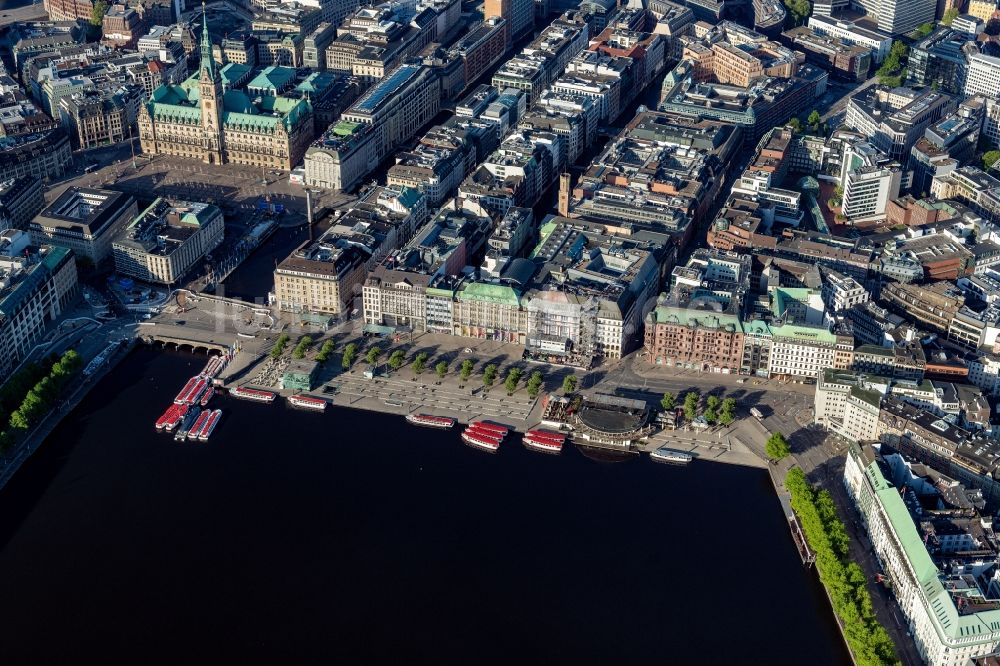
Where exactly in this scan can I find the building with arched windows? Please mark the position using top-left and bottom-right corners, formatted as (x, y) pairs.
(137, 6), (314, 169)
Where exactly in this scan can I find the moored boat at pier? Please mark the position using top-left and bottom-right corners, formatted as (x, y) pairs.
(198, 409), (222, 441)
(288, 394), (327, 411)
(650, 448), (693, 465)
(405, 413), (456, 429)
(523, 429), (564, 453)
(461, 429), (501, 452)
(230, 386), (276, 403)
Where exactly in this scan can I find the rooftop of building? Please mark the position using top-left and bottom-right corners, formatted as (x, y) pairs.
(116, 197), (220, 256)
(35, 187), (133, 236)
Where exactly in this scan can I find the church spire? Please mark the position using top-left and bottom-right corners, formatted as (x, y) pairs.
(200, 0), (216, 81)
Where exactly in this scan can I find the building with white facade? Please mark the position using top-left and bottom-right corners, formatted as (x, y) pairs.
(814, 369), (883, 442)
(0, 235), (78, 376)
(844, 443), (1000, 666)
(965, 52), (1000, 99)
(112, 198), (224, 285)
(840, 139), (902, 221)
(807, 15), (892, 63)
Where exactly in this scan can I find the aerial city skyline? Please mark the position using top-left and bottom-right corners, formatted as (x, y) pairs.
(3, 0), (1000, 662)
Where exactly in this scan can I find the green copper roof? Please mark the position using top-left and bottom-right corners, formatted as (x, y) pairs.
(860, 451), (1000, 644)
(248, 66), (297, 93)
(652, 305), (743, 332)
(770, 322), (836, 344)
(220, 63), (251, 87)
(529, 221), (560, 258)
(395, 186), (422, 210)
(460, 282), (521, 307)
(771, 287), (817, 319)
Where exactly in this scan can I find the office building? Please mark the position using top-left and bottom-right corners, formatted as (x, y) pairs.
(844, 443), (1000, 665)
(839, 139), (902, 221)
(0, 238), (78, 376)
(31, 187), (137, 264)
(305, 64), (440, 191)
(112, 198), (224, 285)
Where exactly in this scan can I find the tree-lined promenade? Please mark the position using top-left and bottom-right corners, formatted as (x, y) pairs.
(0, 350), (84, 454)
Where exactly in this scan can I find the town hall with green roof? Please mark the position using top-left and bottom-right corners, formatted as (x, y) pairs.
(137, 6), (315, 170)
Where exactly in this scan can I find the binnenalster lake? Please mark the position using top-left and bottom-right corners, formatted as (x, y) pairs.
(0, 347), (851, 664)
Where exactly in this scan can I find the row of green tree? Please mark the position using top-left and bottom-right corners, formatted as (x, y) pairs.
(660, 391), (737, 426)
(273, 336), (582, 397)
(785, 468), (901, 666)
(344, 344), (576, 397)
(0, 350), (84, 453)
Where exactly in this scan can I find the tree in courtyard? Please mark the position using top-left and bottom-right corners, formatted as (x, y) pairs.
(941, 7), (959, 25)
(787, 117), (803, 133)
(460, 359), (475, 382)
(807, 110), (821, 130)
(315, 340), (336, 363)
(388, 350), (405, 372)
(342, 343), (358, 369)
(412, 352), (429, 375)
(504, 368), (523, 395)
(526, 371), (544, 398)
(483, 364), (498, 387)
(683, 391), (699, 421)
(435, 361), (448, 380)
(719, 398), (737, 426)
(292, 336), (313, 360)
(365, 346), (382, 367)
(766, 432), (792, 461)
(562, 374), (577, 394)
(660, 392), (676, 411)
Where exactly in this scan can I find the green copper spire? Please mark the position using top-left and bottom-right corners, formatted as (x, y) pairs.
(200, 0), (216, 81)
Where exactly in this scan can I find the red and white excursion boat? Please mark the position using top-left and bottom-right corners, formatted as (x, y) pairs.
(187, 410), (212, 441)
(522, 429), (565, 453)
(230, 386), (276, 403)
(405, 413), (456, 429)
(288, 394), (327, 412)
(197, 409), (223, 442)
(461, 421), (508, 452)
(163, 404), (189, 432)
(155, 404), (185, 431)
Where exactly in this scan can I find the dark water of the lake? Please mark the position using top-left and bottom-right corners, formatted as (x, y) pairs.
(0, 347), (850, 664)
